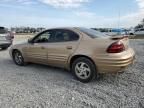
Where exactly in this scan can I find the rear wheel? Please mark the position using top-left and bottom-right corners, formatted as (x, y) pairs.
(72, 57), (97, 83)
(12, 50), (25, 66)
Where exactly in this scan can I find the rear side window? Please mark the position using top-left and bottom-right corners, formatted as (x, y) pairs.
(0, 27), (7, 34)
(78, 27), (109, 38)
(54, 29), (79, 42)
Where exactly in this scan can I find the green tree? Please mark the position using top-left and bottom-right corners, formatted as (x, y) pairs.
(135, 18), (144, 29)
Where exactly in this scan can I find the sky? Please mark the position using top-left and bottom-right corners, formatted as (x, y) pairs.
(0, 0), (144, 28)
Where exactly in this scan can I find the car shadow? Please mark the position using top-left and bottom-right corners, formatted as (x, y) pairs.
(0, 48), (8, 51)
(2, 58), (125, 84)
(24, 62), (73, 77)
(29, 63), (70, 74)
(3, 58), (75, 81)
(91, 72), (120, 83)
(0, 59), (116, 84)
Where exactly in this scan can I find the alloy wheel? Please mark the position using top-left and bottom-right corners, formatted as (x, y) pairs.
(75, 62), (91, 80)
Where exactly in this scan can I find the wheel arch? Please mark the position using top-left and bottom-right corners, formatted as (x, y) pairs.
(130, 33), (134, 35)
(12, 49), (20, 57)
(69, 55), (97, 70)
(12, 49), (24, 59)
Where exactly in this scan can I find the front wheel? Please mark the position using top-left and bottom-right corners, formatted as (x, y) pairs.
(72, 57), (97, 83)
(12, 50), (25, 66)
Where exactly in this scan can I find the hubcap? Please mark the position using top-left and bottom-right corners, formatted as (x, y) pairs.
(14, 52), (22, 64)
(75, 62), (91, 79)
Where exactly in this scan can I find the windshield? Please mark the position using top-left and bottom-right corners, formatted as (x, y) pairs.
(0, 27), (7, 34)
(78, 27), (109, 38)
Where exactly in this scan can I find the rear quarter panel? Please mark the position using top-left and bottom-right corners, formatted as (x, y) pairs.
(68, 34), (113, 67)
(69, 35), (134, 73)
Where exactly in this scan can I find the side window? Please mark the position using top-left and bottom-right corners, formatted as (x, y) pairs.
(140, 29), (144, 31)
(34, 30), (55, 43)
(54, 30), (79, 42)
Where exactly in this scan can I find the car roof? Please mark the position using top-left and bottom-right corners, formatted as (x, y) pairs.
(45, 27), (78, 30)
(41, 27), (83, 33)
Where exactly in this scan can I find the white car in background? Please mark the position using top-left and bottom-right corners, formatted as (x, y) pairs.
(0, 27), (14, 50)
(134, 28), (144, 36)
(103, 29), (126, 36)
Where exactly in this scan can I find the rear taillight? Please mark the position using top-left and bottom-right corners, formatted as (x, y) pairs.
(107, 41), (125, 53)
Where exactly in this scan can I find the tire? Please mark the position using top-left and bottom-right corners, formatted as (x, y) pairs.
(12, 50), (25, 66)
(71, 57), (97, 83)
(130, 33), (134, 35)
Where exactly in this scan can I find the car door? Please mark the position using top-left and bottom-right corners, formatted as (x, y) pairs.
(23, 30), (55, 64)
(47, 29), (80, 68)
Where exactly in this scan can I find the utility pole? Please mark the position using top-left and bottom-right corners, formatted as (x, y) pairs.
(118, 10), (121, 29)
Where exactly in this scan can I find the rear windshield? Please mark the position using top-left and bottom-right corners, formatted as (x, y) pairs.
(78, 27), (109, 38)
(0, 27), (7, 34)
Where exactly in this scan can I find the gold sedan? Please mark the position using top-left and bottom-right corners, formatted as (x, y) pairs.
(9, 27), (135, 83)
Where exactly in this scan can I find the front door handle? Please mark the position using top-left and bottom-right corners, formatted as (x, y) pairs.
(66, 46), (72, 50)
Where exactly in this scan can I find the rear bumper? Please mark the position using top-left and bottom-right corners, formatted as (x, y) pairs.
(94, 48), (135, 74)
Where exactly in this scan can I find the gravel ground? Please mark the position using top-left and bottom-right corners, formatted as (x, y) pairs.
(0, 39), (144, 108)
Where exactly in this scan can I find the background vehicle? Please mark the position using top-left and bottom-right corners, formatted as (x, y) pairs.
(134, 28), (144, 36)
(101, 28), (127, 36)
(128, 29), (135, 35)
(9, 27), (135, 83)
(0, 27), (14, 50)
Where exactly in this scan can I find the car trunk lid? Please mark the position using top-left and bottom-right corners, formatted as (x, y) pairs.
(110, 35), (129, 50)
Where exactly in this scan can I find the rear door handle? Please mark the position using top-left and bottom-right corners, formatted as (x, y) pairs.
(66, 46), (72, 50)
